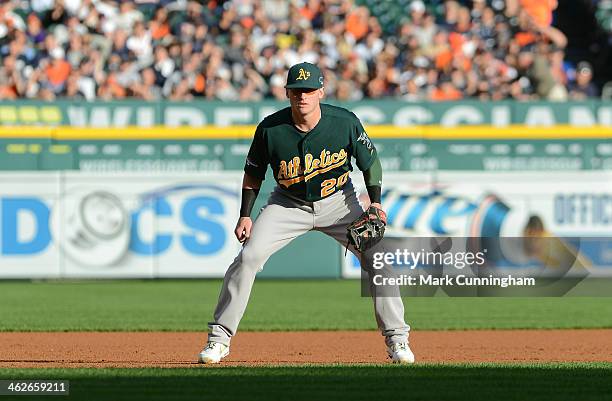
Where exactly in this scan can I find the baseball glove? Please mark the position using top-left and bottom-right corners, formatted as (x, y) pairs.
(346, 206), (387, 253)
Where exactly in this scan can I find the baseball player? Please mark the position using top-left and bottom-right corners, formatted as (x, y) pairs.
(198, 62), (413, 364)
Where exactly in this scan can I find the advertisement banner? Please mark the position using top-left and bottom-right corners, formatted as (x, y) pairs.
(2, 135), (611, 172)
(0, 172), (242, 278)
(0, 100), (611, 127)
(0, 173), (61, 278)
(343, 171), (612, 278)
(2, 170), (610, 280)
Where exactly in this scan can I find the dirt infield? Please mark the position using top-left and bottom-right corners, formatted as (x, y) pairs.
(0, 330), (610, 368)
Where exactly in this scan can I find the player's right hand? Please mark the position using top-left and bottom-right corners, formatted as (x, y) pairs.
(235, 217), (253, 243)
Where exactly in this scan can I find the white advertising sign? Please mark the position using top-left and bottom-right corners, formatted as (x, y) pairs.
(0, 172), (242, 278)
(343, 171), (612, 278)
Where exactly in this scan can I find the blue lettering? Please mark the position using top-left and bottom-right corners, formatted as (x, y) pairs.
(1, 198), (50, 255)
(129, 198), (172, 255)
(430, 197), (477, 235)
(567, 195), (576, 224)
(479, 199), (510, 237)
(554, 195), (564, 224)
(386, 193), (409, 226)
(579, 194), (589, 225)
(404, 194), (432, 230)
(555, 194), (612, 226)
(180, 197), (225, 255)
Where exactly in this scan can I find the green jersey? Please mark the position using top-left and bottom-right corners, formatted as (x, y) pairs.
(244, 104), (377, 202)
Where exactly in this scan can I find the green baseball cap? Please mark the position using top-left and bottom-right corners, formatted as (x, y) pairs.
(285, 62), (324, 89)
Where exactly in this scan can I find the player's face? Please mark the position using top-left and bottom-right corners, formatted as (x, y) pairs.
(287, 88), (324, 115)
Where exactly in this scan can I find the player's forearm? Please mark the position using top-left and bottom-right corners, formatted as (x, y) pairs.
(242, 173), (263, 190)
(364, 157), (383, 204)
(240, 173), (263, 217)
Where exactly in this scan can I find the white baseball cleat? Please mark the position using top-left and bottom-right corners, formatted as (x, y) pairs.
(387, 342), (415, 364)
(198, 342), (230, 364)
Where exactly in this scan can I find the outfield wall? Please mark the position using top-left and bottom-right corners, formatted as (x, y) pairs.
(0, 100), (611, 126)
(0, 122), (610, 279)
(1, 125), (612, 172)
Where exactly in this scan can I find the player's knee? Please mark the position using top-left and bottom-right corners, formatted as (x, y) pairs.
(239, 246), (266, 272)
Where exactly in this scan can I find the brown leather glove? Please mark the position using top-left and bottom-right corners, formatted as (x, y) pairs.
(346, 206), (387, 253)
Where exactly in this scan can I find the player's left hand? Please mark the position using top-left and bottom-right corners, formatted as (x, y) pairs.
(368, 202), (387, 225)
(235, 217), (253, 243)
(346, 204), (387, 253)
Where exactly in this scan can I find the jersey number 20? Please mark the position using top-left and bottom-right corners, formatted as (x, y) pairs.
(320, 171), (350, 197)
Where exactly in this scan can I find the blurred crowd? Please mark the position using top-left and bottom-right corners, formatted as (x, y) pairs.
(0, 0), (604, 101)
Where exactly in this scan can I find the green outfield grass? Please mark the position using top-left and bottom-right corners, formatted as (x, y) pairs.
(1, 363), (611, 401)
(0, 280), (611, 331)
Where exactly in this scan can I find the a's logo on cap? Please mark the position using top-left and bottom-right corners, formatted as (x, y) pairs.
(296, 68), (311, 81)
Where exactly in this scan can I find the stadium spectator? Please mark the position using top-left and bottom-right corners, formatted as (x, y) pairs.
(569, 61), (598, 99)
(520, 0), (557, 28)
(0, 0), (606, 101)
(45, 47), (71, 93)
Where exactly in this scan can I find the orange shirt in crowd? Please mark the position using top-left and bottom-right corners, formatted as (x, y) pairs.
(345, 9), (368, 41)
(430, 85), (463, 101)
(520, 0), (557, 27)
(194, 75), (206, 94)
(436, 49), (453, 70)
(0, 85), (17, 99)
(108, 74), (126, 98)
(448, 32), (465, 54)
(299, 6), (317, 21)
(515, 31), (537, 47)
(45, 60), (71, 86)
(151, 22), (170, 41)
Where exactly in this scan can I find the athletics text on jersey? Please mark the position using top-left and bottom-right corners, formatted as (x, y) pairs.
(244, 104), (377, 202)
